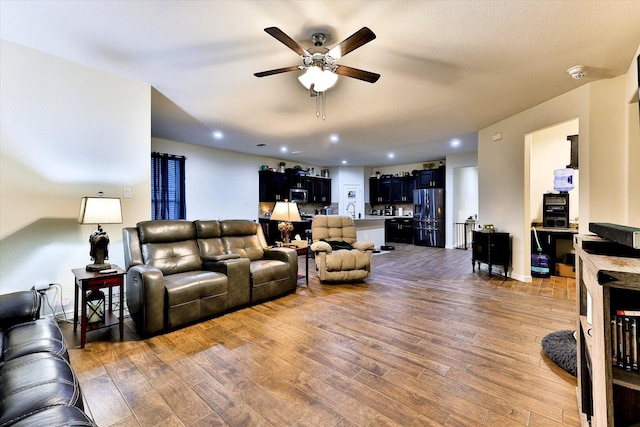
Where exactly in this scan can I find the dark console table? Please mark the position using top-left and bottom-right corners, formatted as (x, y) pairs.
(472, 231), (510, 279)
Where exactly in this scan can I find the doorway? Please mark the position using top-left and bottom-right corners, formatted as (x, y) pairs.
(525, 118), (579, 279)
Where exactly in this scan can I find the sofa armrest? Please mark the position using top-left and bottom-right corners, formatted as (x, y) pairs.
(203, 253), (241, 262)
(352, 241), (375, 252)
(203, 257), (251, 308)
(263, 247), (297, 263)
(310, 241), (332, 253)
(125, 265), (166, 336)
(0, 290), (41, 329)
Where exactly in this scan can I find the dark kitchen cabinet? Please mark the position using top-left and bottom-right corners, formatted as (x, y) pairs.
(259, 170), (288, 202)
(472, 231), (510, 278)
(385, 218), (414, 243)
(370, 176), (415, 203)
(308, 176), (331, 204)
(416, 167), (445, 188)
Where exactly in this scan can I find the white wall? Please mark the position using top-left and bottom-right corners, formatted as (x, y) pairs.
(0, 41), (151, 306)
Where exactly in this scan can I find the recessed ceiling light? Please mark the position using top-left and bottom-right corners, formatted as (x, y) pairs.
(280, 146), (288, 153)
(450, 139), (461, 147)
(329, 134), (340, 143)
(212, 130), (224, 140)
(341, 160), (348, 164)
(387, 153), (395, 159)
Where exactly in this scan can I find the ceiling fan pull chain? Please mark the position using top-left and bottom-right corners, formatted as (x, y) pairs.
(315, 88), (320, 118)
(322, 91), (326, 121)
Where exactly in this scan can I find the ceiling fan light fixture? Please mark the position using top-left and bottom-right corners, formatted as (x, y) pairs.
(298, 66), (338, 92)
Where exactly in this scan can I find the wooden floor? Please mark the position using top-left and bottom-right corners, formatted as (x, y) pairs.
(62, 244), (579, 426)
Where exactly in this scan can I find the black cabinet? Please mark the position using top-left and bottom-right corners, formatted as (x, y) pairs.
(370, 176), (416, 204)
(416, 167), (445, 189)
(385, 218), (414, 243)
(259, 171), (288, 202)
(472, 231), (510, 278)
(307, 176), (331, 204)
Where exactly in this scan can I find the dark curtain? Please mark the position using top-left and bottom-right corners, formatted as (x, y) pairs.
(151, 152), (186, 220)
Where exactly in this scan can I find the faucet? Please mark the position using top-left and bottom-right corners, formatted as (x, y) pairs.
(346, 203), (356, 218)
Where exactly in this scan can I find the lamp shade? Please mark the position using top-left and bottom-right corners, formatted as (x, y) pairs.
(270, 201), (301, 222)
(298, 67), (338, 92)
(78, 197), (122, 224)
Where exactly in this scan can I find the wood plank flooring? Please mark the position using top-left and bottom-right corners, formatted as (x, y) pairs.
(61, 244), (579, 426)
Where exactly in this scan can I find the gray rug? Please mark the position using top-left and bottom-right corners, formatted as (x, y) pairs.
(541, 330), (576, 376)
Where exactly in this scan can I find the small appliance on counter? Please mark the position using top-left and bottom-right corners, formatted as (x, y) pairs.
(384, 205), (393, 216)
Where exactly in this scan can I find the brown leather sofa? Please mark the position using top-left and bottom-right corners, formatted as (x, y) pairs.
(123, 219), (298, 336)
(0, 290), (96, 426)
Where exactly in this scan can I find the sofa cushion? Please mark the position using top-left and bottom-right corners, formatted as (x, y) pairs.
(142, 240), (203, 275)
(249, 259), (291, 286)
(164, 271), (228, 328)
(0, 352), (82, 426)
(2, 317), (68, 363)
(137, 220), (202, 275)
(220, 220), (265, 261)
(194, 220), (226, 259)
(325, 250), (371, 272)
(312, 215), (357, 244)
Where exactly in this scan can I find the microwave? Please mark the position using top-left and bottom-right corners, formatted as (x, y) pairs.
(289, 188), (308, 204)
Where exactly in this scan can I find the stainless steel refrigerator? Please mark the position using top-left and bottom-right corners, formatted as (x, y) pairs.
(413, 188), (445, 247)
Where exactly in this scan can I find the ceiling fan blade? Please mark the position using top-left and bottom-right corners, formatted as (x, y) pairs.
(328, 27), (376, 59)
(254, 66), (301, 78)
(264, 27), (310, 57)
(334, 65), (380, 83)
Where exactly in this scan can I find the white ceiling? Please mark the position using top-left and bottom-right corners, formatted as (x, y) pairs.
(2, 1), (639, 167)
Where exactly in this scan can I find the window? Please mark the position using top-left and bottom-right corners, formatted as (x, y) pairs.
(151, 152), (186, 220)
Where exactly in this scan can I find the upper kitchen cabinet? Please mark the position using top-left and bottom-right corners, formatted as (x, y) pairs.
(259, 170), (288, 202)
(416, 166), (445, 189)
(307, 176), (331, 204)
(370, 175), (415, 204)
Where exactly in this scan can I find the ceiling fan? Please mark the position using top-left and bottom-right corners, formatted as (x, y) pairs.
(254, 26), (381, 91)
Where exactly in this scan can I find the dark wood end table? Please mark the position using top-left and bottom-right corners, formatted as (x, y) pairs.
(72, 265), (125, 348)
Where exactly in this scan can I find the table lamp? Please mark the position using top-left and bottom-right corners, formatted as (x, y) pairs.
(270, 200), (301, 245)
(78, 194), (122, 271)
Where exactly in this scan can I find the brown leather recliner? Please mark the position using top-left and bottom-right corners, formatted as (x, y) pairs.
(310, 215), (374, 282)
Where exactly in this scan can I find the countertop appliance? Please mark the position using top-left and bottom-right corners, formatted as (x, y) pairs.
(543, 193), (569, 228)
(384, 205), (393, 216)
(413, 188), (445, 247)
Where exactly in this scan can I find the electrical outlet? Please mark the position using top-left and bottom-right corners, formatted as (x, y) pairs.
(123, 187), (132, 198)
(62, 297), (70, 307)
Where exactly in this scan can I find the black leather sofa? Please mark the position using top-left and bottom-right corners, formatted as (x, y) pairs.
(0, 290), (95, 426)
(122, 219), (298, 336)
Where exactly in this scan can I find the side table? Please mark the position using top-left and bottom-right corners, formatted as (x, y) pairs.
(293, 246), (309, 286)
(72, 265), (125, 348)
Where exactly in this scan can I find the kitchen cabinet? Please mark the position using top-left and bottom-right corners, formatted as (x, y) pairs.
(385, 218), (413, 244)
(259, 170), (288, 202)
(416, 167), (445, 188)
(370, 176), (415, 204)
(307, 176), (331, 204)
(472, 231), (510, 278)
(574, 235), (640, 427)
